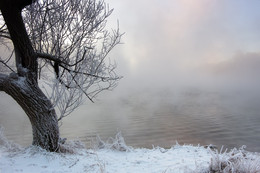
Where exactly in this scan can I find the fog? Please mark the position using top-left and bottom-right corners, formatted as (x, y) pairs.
(103, 0), (260, 95)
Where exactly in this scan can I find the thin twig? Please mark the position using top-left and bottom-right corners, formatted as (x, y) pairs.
(0, 59), (15, 73)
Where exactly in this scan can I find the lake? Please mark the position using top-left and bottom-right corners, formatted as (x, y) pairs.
(1, 87), (260, 152)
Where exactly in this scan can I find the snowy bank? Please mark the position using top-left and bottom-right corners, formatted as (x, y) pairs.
(0, 130), (260, 173)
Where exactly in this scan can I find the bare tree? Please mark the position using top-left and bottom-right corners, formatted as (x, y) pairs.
(0, 0), (122, 152)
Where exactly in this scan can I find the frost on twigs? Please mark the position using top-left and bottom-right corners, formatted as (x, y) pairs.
(59, 139), (86, 154)
(22, 0), (123, 121)
(94, 132), (133, 152)
(209, 145), (260, 172)
(0, 127), (21, 152)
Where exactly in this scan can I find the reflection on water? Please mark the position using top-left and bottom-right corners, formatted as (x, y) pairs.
(1, 88), (260, 152)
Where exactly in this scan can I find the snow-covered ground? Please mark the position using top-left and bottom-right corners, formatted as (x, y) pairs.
(1, 130), (260, 173)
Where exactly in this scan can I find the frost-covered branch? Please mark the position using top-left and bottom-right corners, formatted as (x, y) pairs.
(0, 49), (16, 73)
(0, 0), (122, 121)
(36, 52), (114, 80)
(21, 0), (123, 120)
(0, 59), (15, 73)
(0, 14), (11, 48)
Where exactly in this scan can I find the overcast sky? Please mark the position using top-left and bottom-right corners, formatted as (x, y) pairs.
(103, 0), (260, 93)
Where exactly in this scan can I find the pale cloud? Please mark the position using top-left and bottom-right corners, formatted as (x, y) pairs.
(203, 52), (260, 77)
(100, 0), (260, 90)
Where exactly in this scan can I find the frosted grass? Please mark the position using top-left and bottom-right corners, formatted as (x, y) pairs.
(0, 128), (260, 173)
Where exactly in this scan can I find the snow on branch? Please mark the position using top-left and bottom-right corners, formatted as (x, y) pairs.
(21, 0), (123, 120)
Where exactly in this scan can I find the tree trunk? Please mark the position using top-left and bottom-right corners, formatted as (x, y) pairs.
(0, 0), (38, 81)
(0, 0), (61, 151)
(0, 74), (60, 151)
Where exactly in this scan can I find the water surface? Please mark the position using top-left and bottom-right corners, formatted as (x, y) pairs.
(1, 88), (260, 152)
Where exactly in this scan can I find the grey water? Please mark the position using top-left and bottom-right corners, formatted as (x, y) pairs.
(1, 87), (260, 152)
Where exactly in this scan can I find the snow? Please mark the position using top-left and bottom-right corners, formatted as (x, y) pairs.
(0, 145), (211, 173)
(0, 129), (260, 173)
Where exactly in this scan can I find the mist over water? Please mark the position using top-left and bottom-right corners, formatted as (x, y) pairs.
(1, 78), (260, 152)
(64, 82), (260, 151)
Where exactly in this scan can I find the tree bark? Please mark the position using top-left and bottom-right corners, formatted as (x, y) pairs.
(0, 0), (60, 151)
(0, 0), (38, 81)
(0, 74), (60, 151)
